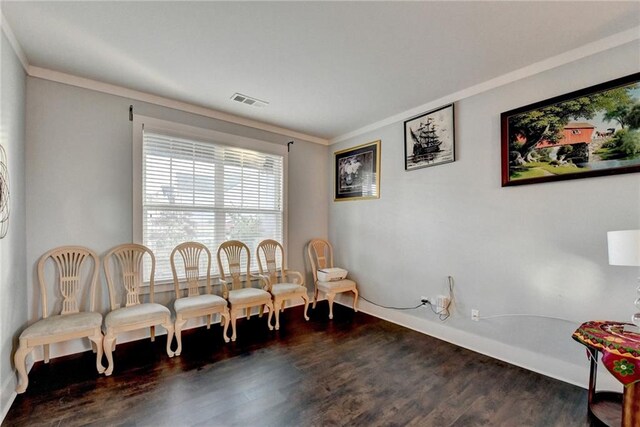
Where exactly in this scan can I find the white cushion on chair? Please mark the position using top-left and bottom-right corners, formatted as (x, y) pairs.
(105, 303), (170, 328)
(20, 312), (102, 339)
(228, 288), (271, 305)
(317, 279), (356, 293)
(271, 283), (306, 296)
(174, 294), (227, 313)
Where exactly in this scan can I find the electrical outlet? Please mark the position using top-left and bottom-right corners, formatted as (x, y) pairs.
(471, 309), (479, 321)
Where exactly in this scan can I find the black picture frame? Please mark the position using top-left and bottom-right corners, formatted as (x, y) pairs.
(404, 104), (455, 171)
(501, 72), (640, 187)
(334, 140), (381, 201)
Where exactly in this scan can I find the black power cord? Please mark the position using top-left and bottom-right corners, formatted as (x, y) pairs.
(359, 295), (427, 311)
(359, 276), (454, 321)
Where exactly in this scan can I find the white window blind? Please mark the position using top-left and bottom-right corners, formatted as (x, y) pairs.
(142, 131), (284, 282)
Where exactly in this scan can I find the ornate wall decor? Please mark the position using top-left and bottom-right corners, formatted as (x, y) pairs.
(0, 144), (9, 239)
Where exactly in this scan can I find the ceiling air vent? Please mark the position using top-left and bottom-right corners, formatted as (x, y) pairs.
(231, 93), (269, 108)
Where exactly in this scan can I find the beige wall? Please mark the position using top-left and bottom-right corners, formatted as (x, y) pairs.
(0, 31), (27, 418)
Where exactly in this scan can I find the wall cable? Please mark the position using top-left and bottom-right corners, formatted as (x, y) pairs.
(358, 276), (454, 321)
(476, 313), (577, 323)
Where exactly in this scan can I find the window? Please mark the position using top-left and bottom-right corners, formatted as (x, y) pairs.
(134, 117), (286, 283)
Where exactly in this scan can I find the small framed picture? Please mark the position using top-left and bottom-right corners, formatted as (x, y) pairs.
(404, 104), (455, 171)
(334, 140), (381, 202)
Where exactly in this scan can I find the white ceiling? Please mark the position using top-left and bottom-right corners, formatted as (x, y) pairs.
(3, 1), (640, 141)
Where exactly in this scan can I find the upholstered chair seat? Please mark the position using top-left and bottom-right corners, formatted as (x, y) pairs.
(227, 288), (272, 305)
(316, 279), (357, 293)
(105, 304), (171, 329)
(21, 312), (102, 339)
(270, 283), (307, 296)
(174, 294), (227, 314)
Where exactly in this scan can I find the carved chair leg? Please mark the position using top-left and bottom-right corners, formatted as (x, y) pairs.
(265, 301), (274, 331)
(352, 288), (359, 312)
(150, 325), (156, 342)
(274, 299), (281, 330)
(44, 344), (50, 363)
(103, 332), (116, 376)
(246, 307), (252, 320)
(207, 314), (212, 330)
(91, 340), (97, 354)
(301, 293), (310, 321)
(259, 305), (264, 318)
(89, 332), (106, 374)
(327, 293), (335, 319)
(281, 301), (285, 312)
(221, 309), (230, 343)
(312, 288), (319, 309)
(14, 343), (32, 393)
(174, 317), (187, 356)
(162, 320), (175, 357)
(230, 309), (238, 342)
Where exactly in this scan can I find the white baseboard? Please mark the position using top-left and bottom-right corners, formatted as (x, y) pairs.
(1, 358), (33, 423)
(1, 372), (17, 423)
(334, 295), (622, 392)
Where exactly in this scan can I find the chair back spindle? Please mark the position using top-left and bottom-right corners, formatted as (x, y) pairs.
(257, 239), (284, 285)
(307, 239), (334, 283)
(171, 242), (211, 298)
(104, 244), (156, 310)
(37, 246), (100, 318)
(217, 241), (251, 294)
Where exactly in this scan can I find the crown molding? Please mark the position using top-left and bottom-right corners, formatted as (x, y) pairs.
(26, 66), (330, 146)
(1, 13), (29, 72)
(330, 25), (640, 145)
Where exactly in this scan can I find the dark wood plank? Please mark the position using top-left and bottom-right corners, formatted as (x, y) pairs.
(3, 303), (590, 426)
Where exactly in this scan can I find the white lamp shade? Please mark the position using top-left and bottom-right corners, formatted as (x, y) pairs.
(608, 230), (640, 266)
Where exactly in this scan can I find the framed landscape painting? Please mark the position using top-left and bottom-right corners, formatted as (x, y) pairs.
(404, 104), (455, 171)
(334, 140), (380, 201)
(501, 72), (640, 186)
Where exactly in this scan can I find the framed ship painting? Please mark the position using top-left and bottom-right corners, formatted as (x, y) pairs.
(404, 104), (455, 171)
(334, 140), (380, 201)
(501, 72), (640, 186)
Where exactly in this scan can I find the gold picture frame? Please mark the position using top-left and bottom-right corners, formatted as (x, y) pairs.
(334, 140), (381, 201)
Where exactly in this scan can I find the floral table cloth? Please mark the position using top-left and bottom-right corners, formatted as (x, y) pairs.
(573, 320), (640, 386)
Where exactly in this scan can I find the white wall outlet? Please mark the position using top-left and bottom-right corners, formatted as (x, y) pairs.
(471, 309), (479, 321)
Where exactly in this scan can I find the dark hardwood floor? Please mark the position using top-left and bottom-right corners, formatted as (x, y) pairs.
(4, 303), (590, 426)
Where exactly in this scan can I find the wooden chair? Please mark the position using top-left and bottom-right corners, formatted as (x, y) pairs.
(171, 242), (230, 355)
(103, 243), (174, 375)
(256, 239), (309, 330)
(217, 240), (274, 341)
(307, 238), (358, 319)
(14, 246), (105, 393)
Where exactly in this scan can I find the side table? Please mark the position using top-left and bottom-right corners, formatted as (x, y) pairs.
(573, 321), (640, 427)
